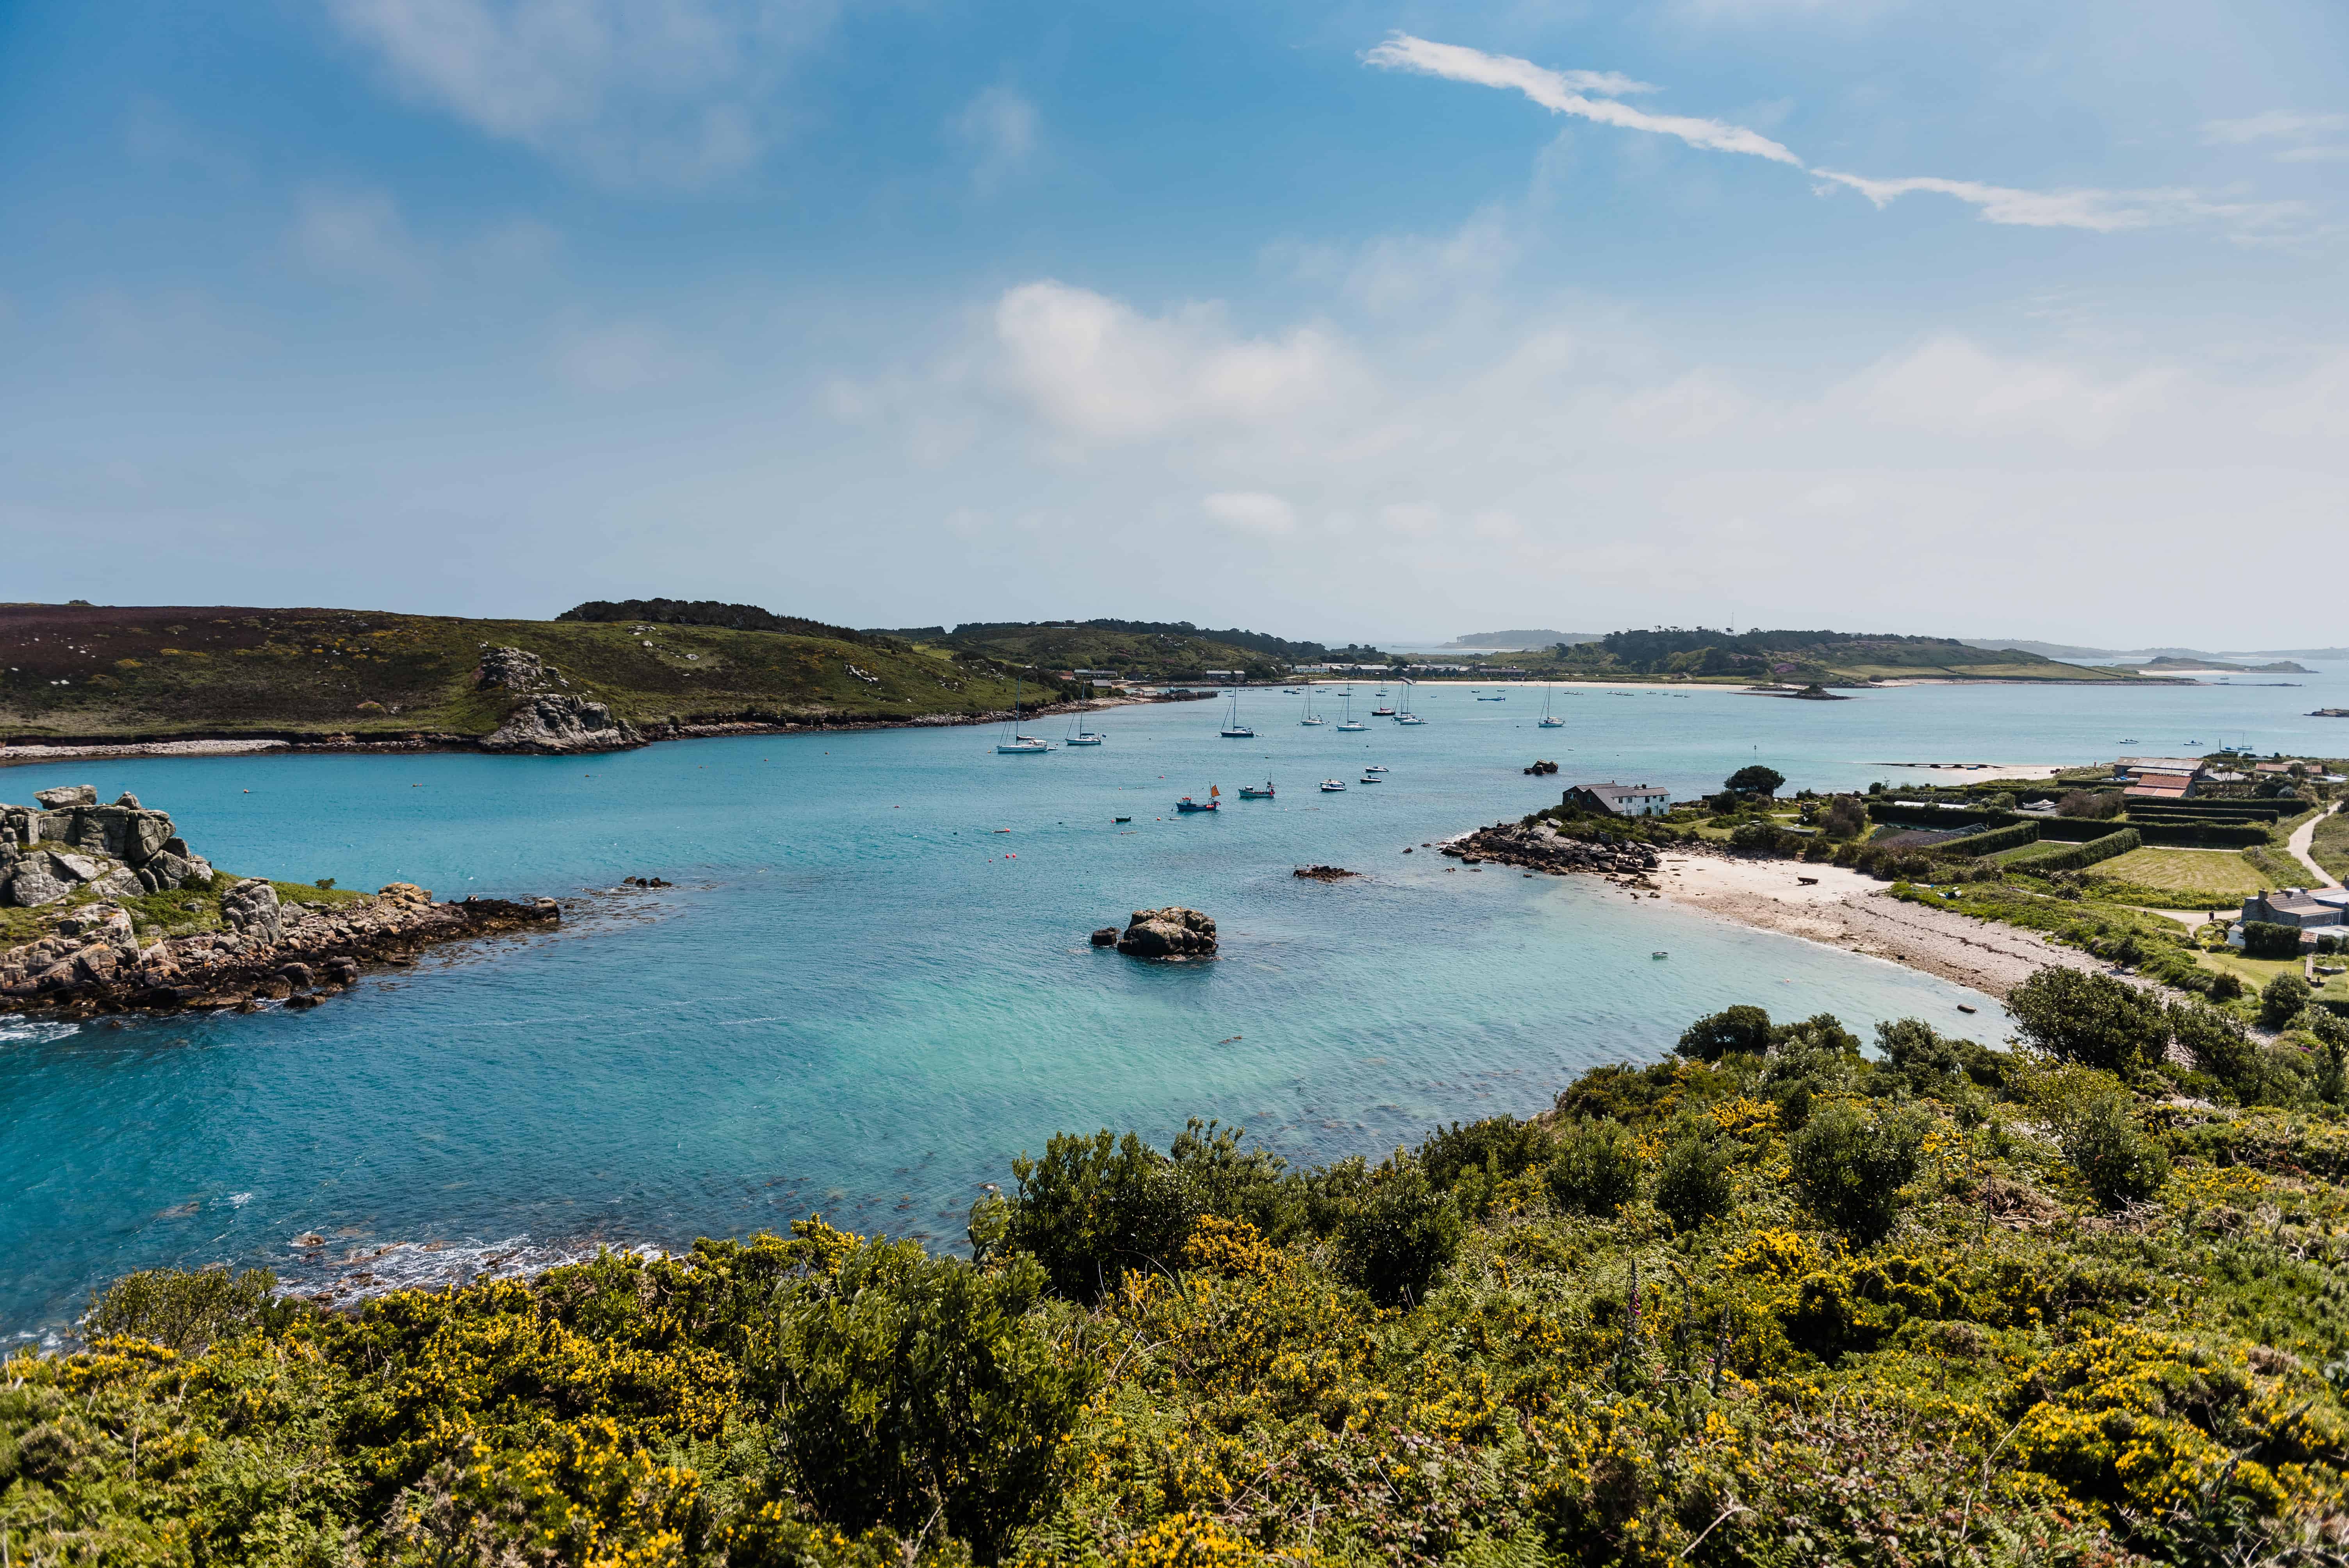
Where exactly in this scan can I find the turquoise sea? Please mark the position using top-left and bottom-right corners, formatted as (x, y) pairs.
(4, 666), (2344, 1341)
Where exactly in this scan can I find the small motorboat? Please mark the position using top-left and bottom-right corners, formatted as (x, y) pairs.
(1319, 779), (1347, 792)
(1652, 951), (1668, 960)
(1238, 782), (1275, 799)
(1114, 816), (1132, 823)
(1477, 695), (1506, 702)
(1364, 764), (1388, 773)
(1358, 774), (1382, 784)
(1957, 1003), (1978, 1014)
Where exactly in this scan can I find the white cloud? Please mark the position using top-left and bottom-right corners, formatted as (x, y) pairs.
(1371, 36), (2312, 239)
(950, 86), (1039, 195)
(327, 0), (832, 187)
(990, 280), (1349, 442)
(1202, 491), (1296, 535)
(292, 189), (432, 289)
(2202, 110), (2349, 145)
(1809, 171), (2309, 236)
(1832, 334), (2181, 443)
(552, 321), (688, 392)
(2276, 145), (2349, 165)
(1364, 34), (1802, 166)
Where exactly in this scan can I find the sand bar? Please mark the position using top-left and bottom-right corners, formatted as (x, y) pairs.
(1658, 854), (2123, 1002)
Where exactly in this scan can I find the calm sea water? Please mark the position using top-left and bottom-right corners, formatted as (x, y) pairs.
(3, 665), (2343, 1339)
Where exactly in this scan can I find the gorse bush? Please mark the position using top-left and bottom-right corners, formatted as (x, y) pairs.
(1651, 1123), (1735, 1231)
(1546, 1118), (1641, 1217)
(1786, 1100), (1925, 1242)
(14, 987), (2349, 1566)
(2060, 1092), (2170, 1209)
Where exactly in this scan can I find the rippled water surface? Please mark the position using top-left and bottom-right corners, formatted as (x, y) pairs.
(4, 665), (2342, 1337)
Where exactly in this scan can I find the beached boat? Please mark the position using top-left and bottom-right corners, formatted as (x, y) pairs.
(996, 675), (1051, 753)
(1319, 779), (1346, 791)
(1220, 695), (1255, 738)
(1238, 782), (1275, 799)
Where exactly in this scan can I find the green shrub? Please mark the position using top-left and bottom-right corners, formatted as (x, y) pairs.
(1652, 1126), (1735, 1231)
(1787, 1101), (1925, 1243)
(1006, 1130), (1188, 1301)
(2009, 829), (2141, 875)
(1547, 1119), (1641, 1217)
(1417, 1115), (1551, 1192)
(81, 1264), (286, 1354)
(2169, 1001), (2257, 1087)
(2006, 967), (2166, 1074)
(1335, 1160), (1463, 1306)
(770, 1239), (1092, 1560)
(1676, 1004), (1773, 1062)
(2242, 921), (2304, 960)
(2262, 971), (2313, 1029)
(2060, 1093), (2169, 1208)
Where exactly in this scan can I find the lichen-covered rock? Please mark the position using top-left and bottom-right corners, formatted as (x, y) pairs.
(6, 867), (68, 907)
(33, 786), (95, 810)
(475, 645), (551, 692)
(481, 694), (642, 754)
(1117, 906), (1218, 960)
(48, 852), (104, 883)
(220, 878), (283, 944)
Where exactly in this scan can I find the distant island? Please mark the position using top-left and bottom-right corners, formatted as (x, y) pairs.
(1441, 629), (1601, 649)
(2138, 655), (2313, 674)
(0, 607), (2192, 756)
(1962, 636), (2347, 662)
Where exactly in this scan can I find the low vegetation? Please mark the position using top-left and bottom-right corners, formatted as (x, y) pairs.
(0, 603), (1044, 743)
(1514, 628), (2159, 686)
(9, 996), (2349, 1565)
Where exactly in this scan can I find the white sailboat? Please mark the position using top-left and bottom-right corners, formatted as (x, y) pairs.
(1300, 686), (1327, 726)
(1335, 686), (1367, 732)
(996, 676), (1050, 753)
(1219, 694), (1255, 738)
(1538, 687), (1564, 729)
(1394, 680), (1424, 724)
(1064, 710), (1105, 745)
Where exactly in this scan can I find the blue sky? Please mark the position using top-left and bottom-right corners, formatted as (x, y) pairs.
(3, 0), (2343, 645)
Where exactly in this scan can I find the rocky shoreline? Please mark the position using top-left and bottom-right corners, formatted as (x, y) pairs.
(3, 880), (558, 1017)
(2, 780), (558, 1017)
(1440, 820), (1665, 881)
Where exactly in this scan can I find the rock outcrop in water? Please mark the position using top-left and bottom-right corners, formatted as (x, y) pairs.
(0, 781), (560, 1015)
(2, 788), (214, 907)
(1116, 906), (1217, 959)
(1444, 821), (1661, 878)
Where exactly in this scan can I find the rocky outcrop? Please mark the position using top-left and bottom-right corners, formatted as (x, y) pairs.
(1089, 926), (1120, 946)
(0, 785), (213, 907)
(475, 645), (554, 692)
(1443, 821), (1661, 878)
(1116, 907), (1217, 960)
(480, 694), (642, 754)
(1293, 866), (1358, 881)
(1, 880), (560, 1016)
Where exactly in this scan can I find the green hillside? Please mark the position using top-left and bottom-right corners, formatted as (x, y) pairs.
(1521, 628), (2164, 685)
(873, 620), (1387, 684)
(0, 604), (1045, 743)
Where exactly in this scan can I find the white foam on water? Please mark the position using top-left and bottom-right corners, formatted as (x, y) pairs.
(0, 1020), (80, 1047)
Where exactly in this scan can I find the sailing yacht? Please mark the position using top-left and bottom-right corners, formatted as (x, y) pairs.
(1219, 694), (1255, 738)
(1300, 687), (1327, 726)
(996, 676), (1050, 753)
(1370, 688), (1396, 716)
(1538, 688), (1564, 729)
(1394, 681), (1424, 724)
(1064, 710), (1106, 745)
(1335, 686), (1368, 732)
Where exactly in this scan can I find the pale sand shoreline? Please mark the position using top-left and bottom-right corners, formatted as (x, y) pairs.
(1657, 853), (2119, 1003)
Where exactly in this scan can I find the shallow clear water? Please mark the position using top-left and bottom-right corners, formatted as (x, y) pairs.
(4, 665), (2343, 1339)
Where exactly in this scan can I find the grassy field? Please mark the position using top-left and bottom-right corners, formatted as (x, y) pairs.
(0, 604), (1044, 743)
(2091, 845), (2275, 901)
(2315, 805), (2349, 881)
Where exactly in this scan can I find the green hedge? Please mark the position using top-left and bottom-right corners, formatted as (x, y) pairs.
(2009, 828), (2141, 874)
(1868, 802), (2013, 829)
(2135, 821), (2272, 848)
(1930, 820), (2039, 859)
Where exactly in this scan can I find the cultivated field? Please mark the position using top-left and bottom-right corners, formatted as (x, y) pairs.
(2094, 846), (2273, 900)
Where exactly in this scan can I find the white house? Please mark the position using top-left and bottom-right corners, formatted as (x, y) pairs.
(1566, 782), (1672, 817)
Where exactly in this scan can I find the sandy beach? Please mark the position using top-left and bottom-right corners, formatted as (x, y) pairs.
(1657, 853), (2117, 1002)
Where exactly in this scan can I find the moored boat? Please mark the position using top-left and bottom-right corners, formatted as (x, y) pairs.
(1319, 779), (1346, 792)
(1238, 782), (1275, 798)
